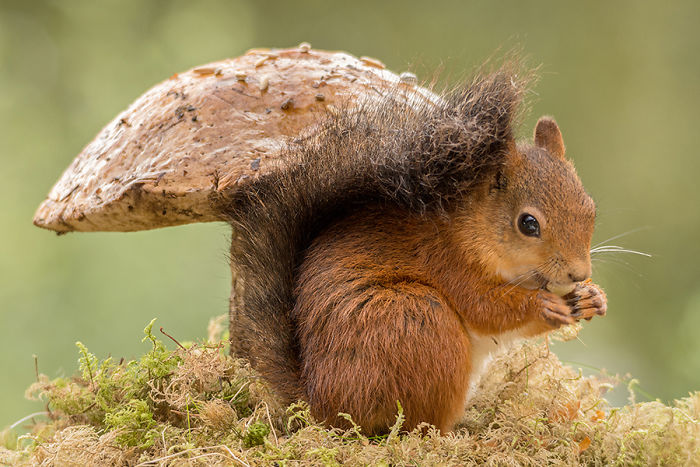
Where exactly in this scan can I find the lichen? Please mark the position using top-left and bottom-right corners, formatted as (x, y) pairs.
(1, 317), (698, 466)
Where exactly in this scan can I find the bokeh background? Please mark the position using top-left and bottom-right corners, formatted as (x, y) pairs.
(1, 0), (699, 428)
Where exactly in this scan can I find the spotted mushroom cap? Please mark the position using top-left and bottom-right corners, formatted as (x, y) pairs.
(33, 45), (439, 233)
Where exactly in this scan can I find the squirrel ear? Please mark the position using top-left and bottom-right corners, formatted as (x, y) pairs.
(534, 116), (566, 159)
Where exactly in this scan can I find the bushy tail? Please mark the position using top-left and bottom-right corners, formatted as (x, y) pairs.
(217, 63), (529, 402)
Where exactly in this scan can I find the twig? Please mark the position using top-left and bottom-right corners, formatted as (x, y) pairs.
(220, 445), (252, 467)
(264, 402), (279, 447)
(10, 411), (50, 430)
(135, 445), (250, 467)
(160, 327), (186, 350)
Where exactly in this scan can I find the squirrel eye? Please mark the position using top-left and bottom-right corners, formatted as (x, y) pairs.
(517, 213), (540, 237)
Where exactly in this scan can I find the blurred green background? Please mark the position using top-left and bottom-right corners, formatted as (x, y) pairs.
(1, 0), (699, 428)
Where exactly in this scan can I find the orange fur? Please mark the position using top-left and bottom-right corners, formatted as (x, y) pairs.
(294, 211), (471, 433)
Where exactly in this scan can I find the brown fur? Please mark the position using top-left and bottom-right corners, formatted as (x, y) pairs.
(218, 63), (606, 434)
(534, 116), (566, 160)
(294, 211), (472, 433)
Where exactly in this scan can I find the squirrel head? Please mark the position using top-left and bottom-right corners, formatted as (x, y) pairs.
(460, 117), (596, 295)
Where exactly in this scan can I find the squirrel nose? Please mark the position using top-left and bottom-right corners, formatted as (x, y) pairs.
(568, 262), (591, 283)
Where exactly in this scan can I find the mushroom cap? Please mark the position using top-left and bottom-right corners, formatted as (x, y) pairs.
(34, 45), (439, 232)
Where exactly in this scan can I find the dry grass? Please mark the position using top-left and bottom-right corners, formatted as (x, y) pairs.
(1, 317), (698, 466)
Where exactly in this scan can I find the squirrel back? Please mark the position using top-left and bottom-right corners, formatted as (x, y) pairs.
(219, 64), (527, 403)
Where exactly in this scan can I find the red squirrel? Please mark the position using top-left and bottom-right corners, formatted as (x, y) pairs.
(221, 65), (607, 434)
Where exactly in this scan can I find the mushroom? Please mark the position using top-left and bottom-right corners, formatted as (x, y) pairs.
(33, 45), (439, 361)
(34, 45), (437, 233)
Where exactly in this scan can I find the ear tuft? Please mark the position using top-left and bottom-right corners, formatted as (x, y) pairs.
(534, 116), (566, 159)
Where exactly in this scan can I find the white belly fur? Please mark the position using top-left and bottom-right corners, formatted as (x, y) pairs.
(465, 327), (527, 400)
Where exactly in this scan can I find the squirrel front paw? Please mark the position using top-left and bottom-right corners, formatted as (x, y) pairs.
(566, 281), (607, 321)
(537, 281), (607, 329)
(538, 290), (577, 328)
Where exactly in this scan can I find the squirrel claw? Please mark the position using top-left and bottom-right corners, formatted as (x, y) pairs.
(567, 282), (607, 320)
(541, 309), (576, 327)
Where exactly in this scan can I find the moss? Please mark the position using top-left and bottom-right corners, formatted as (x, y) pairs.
(104, 400), (159, 448)
(243, 421), (270, 448)
(1, 317), (698, 466)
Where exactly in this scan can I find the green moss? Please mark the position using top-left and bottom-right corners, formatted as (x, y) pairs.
(243, 421), (270, 448)
(2, 317), (698, 466)
(305, 447), (340, 466)
(104, 400), (158, 448)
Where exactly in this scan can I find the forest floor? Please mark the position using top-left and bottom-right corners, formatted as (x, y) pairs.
(1, 316), (698, 466)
